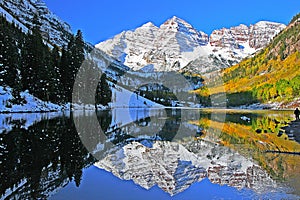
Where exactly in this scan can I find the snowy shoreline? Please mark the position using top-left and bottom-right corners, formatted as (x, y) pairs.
(1, 85), (297, 114)
(0, 85), (163, 113)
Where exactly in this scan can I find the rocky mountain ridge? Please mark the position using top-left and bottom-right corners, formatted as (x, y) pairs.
(210, 21), (286, 49)
(96, 16), (286, 73)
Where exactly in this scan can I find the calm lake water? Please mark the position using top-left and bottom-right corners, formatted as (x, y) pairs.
(0, 108), (299, 199)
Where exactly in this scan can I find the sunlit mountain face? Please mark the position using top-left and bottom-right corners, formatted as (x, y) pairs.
(96, 16), (285, 73)
(1, 0), (299, 199)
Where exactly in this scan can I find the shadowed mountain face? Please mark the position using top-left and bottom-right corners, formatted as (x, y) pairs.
(96, 16), (285, 72)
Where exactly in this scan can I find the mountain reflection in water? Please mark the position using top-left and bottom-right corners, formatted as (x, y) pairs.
(0, 109), (299, 199)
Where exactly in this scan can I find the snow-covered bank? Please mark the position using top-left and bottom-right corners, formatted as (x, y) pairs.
(0, 83), (163, 113)
(0, 86), (62, 113)
(110, 83), (164, 108)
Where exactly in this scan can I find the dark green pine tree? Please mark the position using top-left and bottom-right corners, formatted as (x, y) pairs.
(21, 14), (60, 102)
(49, 45), (62, 103)
(1, 15), (87, 104)
(95, 73), (112, 107)
(39, 44), (58, 102)
(64, 30), (85, 103)
(21, 14), (45, 96)
(65, 36), (75, 102)
(59, 46), (69, 103)
(0, 18), (19, 88)
(74, 59), (100, 106)
(73, 30), (85, 70)
(0, 16), (24, 103)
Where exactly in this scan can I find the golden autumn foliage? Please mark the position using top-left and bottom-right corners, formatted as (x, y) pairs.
(190, 109), (300, 180)
(194, 17), (300, 106)
(198, 51), (299, 95)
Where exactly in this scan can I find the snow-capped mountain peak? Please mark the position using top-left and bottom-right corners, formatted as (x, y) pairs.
(159, 16), (209, 47)
(142, 21), (157, 28)
(161, 16), (192, 29)
(96, 16), (286, 73)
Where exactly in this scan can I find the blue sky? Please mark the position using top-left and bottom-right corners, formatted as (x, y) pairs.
(44, 0), (300, 45)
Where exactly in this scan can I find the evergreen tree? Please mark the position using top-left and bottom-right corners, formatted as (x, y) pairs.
(0, 18), (19, 88)
(64, 30), (85, 103)
(49, 45), (61, 102)
(59, 46), (69, 103)
(21, 14), (60, 102)
(74, 59), (100, 105)
(0, 16), (24, 103)
(95, 73), (112, 107)
(21, 14), (45, 96)
(73, 30), (85, 69)
(0, 16), (88, 105)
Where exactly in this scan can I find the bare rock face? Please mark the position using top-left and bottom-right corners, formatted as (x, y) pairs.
(210, 22), (285, 49)
(249, 21), (286, 49)
(96, 17), (285, 73)
(210, 24), (249, 48)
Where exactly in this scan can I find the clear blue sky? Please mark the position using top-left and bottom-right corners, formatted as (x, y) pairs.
(44, 0), (300, 45)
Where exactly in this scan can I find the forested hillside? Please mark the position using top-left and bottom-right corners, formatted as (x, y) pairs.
(0, 14), (111, 107)
(198, 14), (300, 108)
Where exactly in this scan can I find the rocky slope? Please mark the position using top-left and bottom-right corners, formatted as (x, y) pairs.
(210, 21), (286, 49)
(206, 14), (300, 108)
(96, 16), (285, 73)
(0, 0), (72, 46)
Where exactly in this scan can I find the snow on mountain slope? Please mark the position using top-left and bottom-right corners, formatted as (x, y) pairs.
(249, 21), (286, 49)
(110, 82), (164, 108)
(209, 21), (286, 49)
(0, 6), (29, 32)
(0, 0), (72, 46)
(0, 83), (162, 113)
(96, 16), (286, 73)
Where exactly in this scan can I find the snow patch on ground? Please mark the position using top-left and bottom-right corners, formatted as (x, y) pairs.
(0, 83), (163, 113)
(110, 83), (164, 108)
(0, 86), (62, 113)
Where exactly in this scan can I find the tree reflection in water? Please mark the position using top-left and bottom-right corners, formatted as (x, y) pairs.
(0, 109), (299, 199)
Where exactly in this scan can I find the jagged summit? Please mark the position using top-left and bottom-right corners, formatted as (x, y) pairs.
(162, 16), (192, 27)
(96, 16), (286, 73)
(141, 21), (158, 28)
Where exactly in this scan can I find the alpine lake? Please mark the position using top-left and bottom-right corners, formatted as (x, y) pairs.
(0, 108), (299, 200)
